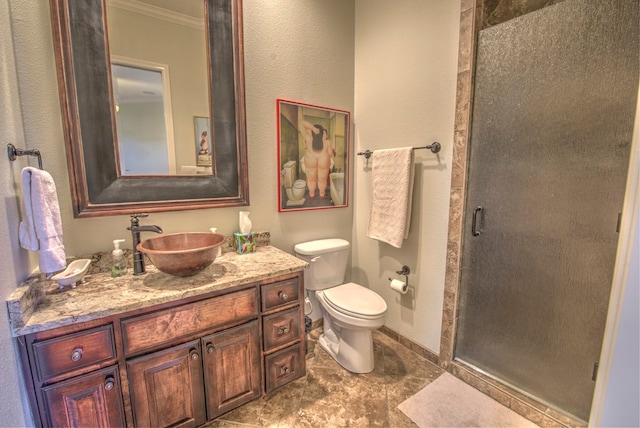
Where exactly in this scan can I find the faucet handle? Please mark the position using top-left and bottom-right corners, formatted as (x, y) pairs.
(129, 213), (149, 228)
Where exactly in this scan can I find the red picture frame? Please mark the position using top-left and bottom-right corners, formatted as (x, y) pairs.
(277, 99), (350, 212)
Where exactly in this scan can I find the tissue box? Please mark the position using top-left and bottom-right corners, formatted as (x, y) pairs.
(234, 233), (256, 254)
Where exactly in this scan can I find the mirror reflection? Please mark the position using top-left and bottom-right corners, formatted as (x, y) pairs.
(50, 0), (249, 217)
(106, 0), (211, 176)
(112, 62), (173, 174)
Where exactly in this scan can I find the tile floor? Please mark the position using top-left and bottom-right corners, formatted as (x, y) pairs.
(207, 328), (444, 427)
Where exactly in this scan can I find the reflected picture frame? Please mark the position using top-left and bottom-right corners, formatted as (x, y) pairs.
(277, 99), (350, 212)
(194, 116), (212, 166)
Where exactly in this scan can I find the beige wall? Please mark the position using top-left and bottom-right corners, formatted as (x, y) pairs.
(1, 0), (32, 424)
(352, 0), (461, 353)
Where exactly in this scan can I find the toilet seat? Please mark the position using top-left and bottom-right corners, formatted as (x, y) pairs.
(322, 282), (387, 320)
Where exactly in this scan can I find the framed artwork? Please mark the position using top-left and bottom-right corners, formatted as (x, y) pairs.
(277, 99), (350, 212)
(194, 116), (212, 166)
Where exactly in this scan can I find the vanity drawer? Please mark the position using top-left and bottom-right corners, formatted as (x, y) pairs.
(32, 325), (116, 382)
(264, 343), (305, 393)
(122, 287), (258, 356)
(262, 306), (301, 351)
(261, 278), (301, 311)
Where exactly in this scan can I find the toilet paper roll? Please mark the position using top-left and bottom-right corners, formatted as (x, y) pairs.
(390, 279), (408, 294)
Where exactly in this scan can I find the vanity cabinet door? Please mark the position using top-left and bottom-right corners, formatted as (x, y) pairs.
(127, 340), (205, 428)
(42, 365), (125, 428)
(202, 320), (261, 419)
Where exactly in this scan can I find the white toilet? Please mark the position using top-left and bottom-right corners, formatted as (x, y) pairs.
(294, 238), (387, 373)
(282, 161), (307, 205)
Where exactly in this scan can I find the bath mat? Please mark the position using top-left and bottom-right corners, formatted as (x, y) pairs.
(398, 373), (539, 427)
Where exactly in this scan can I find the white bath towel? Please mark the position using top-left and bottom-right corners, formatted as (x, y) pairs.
(367, 147), (415, 248)
(19, 167), (66, 275)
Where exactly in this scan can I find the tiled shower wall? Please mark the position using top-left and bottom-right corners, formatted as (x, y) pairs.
(480, 0), (566, 29)
(439, 0), (584, 427)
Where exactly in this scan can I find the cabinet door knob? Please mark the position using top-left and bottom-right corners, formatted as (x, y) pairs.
(278, 291), (288, 301)
(283, 366), (291, 374)
(207, 344), (215, 354)
(279, 326), (290, 334)
(190, 349), (199, 360)
(104, 376), (115, 391)
(70, 348), (83, 362)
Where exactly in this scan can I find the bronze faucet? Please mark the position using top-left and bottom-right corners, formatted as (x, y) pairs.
(128, 214), (163, 275)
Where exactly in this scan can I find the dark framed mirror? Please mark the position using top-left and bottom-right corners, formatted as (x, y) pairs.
(50, 0), (249, 217)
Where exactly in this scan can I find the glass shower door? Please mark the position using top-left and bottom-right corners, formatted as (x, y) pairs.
(455, 0), (639, 421)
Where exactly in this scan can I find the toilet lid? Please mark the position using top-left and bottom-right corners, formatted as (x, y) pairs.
(323, 282), (387, 317)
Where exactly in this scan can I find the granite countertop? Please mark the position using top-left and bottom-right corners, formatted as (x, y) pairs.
(6, 246), (308, 337)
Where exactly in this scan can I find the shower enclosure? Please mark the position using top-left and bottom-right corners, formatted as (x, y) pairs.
(455, 0), (639, 422)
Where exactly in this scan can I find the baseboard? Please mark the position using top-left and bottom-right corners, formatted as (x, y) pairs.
(378, 325), (440, 366)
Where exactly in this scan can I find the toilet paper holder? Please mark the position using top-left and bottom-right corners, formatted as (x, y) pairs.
(389, 265), (411, 284)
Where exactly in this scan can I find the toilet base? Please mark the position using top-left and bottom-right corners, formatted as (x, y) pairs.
(318, 327), (375, 374)
(286, 197), (305, 207)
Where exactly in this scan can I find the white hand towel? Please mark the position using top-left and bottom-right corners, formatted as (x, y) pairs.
(367, 147), (415, 248)
(19, 167), (66, 274)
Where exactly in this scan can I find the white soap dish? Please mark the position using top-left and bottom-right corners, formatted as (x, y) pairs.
(51, 259), (92, 289)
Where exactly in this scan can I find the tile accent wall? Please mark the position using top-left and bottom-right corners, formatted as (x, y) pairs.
(439, 0), (584, 427)
(439, 0), (478, 374)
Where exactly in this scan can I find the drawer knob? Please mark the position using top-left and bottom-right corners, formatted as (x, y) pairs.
(283, 366), (291, 374)
(279, 326), (290, 334)
(70, 348), (83, 362)
(190, 349), (199, 360)
(278, 291), (288, 301)
(104, 376), (115, 391)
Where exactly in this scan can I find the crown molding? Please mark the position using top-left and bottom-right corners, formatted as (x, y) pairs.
(107, 0), (204, 30)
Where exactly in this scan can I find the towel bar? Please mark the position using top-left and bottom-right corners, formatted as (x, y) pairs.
(357, 142), (441, 160)
(7, 143), (43, 170)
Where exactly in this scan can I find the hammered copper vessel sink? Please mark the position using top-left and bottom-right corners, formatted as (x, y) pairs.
(137, 232), (226, 277)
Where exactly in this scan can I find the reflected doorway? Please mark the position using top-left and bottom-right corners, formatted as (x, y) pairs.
(111, 60), (176, 175)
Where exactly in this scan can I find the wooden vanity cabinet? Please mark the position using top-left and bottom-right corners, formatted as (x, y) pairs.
(17, 272), (305, 428)
(19, 323), (125, 427)
(124, 287), (261, 426)
(126, 321), (261, 426)
(260, 277), (306, 393)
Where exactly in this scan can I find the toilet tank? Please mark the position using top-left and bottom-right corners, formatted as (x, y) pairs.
(294, 239), (350, 290)
(282, 160), (296, 188)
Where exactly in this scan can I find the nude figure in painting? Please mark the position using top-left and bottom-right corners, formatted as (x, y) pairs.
(300, 119), (335, 198)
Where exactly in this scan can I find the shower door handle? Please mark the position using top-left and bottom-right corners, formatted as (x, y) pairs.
(472, 206), (483, 236)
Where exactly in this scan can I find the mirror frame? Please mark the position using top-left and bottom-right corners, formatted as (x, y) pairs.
(49, 0), (249, 217)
